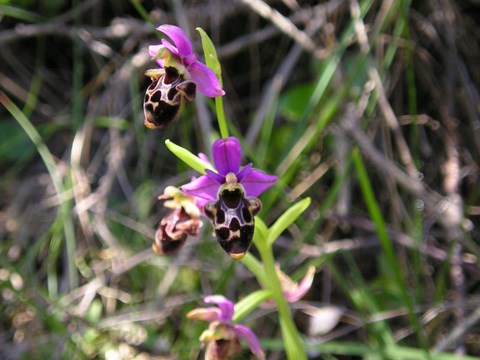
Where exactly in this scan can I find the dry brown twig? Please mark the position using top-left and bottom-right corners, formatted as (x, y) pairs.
(240, 0), (329, 60)
(218, 1), (345, 59)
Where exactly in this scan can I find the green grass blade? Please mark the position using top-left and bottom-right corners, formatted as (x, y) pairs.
(352, 148), (429, 353)
(1, 92), (78, 290)
(0, 4), (45, 22)
(327, 254), (395, 348)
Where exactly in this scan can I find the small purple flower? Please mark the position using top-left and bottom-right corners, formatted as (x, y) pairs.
(181, 137), (277, 203)
(187, 295), (265, 360)
(149, 25), (225, 98)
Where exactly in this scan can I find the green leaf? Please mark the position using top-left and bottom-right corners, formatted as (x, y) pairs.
(164, 139), (214, 174)
(196, 27), (222, 85)
(267, 197), (311, 246)
(232, 289), (272, 323)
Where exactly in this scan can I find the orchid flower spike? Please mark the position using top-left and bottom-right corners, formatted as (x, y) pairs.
(187, 295), (265, 360)
(152, 186), (202, 255)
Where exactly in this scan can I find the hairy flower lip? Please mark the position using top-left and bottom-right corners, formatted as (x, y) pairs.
(148, 24), (225, 98)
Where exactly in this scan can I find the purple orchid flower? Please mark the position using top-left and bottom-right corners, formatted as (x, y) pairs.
(181, 137), (277, 204)
(149, 24), (225, 98)
(181, 137), (277, 259)
(187, 295), (265, 360)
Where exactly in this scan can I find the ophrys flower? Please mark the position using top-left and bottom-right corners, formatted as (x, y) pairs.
(187, 295), (265, 360)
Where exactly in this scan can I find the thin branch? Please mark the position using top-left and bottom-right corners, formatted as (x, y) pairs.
(240, 0), (327, 59)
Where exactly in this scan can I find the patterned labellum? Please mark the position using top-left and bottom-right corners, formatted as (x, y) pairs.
(143, 67), (196, 129)
(205, 179), (261, 259)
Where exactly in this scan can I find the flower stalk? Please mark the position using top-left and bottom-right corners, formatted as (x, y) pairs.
(252, 222), (307, 360)
(215, 95), (229, 139)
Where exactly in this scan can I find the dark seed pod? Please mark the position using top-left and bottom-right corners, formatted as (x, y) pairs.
(205, 178), (261, 260)
(143, 67), (197, 129)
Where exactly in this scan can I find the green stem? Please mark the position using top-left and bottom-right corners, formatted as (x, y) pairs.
(255, 231), (306, 359)
(241, 252), (268, 286)
(215, 96), (229, 138)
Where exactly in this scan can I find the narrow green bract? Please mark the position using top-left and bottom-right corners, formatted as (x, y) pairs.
(165, 139), (215, 174)
(196, 27), (223, 85)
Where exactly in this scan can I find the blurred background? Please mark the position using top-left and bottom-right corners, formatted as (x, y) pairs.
(1, 0), (480, 359)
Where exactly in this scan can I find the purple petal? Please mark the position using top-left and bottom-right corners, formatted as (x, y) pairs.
(157, 24), (192, 57)
(161, 38), (181, 58)
(205, 169), (225, 184)
(285, 266), (315, 303)
(188, 61), (225, 98)
(181, 176), (218, 201)
(232, 324), (265, 360)
(212, 137), (241, 176)
(148, 44), (165, 67)
(183, 53), (199, 67)
(240, 169), (277, 197)
(204, 295), (234, 322)
(236, 163), (253, 182)
(193, 197), (210, 209)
